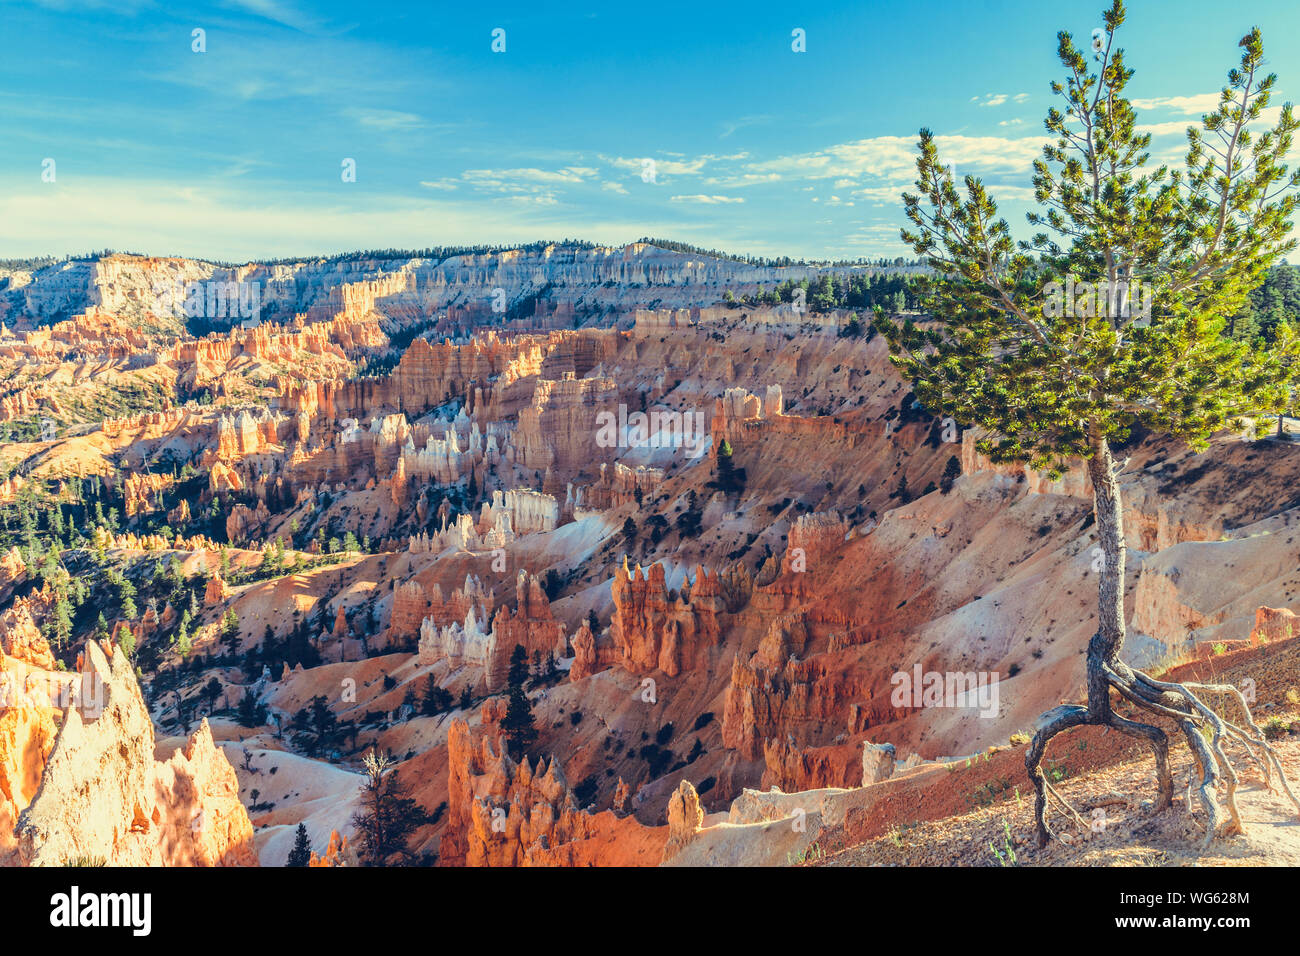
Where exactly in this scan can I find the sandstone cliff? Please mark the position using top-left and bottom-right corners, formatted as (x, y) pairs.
(1, 640), (256, 866)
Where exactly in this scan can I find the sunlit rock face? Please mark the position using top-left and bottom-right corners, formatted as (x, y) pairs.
(1, 640), (256, 867)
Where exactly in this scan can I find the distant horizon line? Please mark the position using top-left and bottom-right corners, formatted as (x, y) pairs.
(0, 238), (921, 272)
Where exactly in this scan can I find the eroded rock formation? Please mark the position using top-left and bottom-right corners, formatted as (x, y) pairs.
(442, 718), (666, 866)
(2, 640), (255, 866)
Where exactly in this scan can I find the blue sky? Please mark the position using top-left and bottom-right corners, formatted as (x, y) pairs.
(1, 0), (1298, 262)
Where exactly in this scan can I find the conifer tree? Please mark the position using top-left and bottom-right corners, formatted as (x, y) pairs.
(939, 455), (962, 494)
(220, 608), (240, 654)
(52, 588), (74, 649)
(712, 439), (747, 494)
(350, 749), (427, 866)
(420, 674), (452, 716)
(236, 688), (266, 728)
(878, 1), (1300, 847)
(286, 823), (312, 867)
(501, 644), (538, 760)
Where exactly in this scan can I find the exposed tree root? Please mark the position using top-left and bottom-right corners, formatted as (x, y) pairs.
(1025, 649), (1300, 849)
(1024, 433), (1300, 849)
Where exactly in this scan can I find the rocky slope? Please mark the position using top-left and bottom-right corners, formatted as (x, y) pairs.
(0, 634), (255, 866)
(1, 244), (1297, 866)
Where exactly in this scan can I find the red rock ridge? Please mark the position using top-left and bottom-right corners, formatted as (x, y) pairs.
(442, 718), (666, 866)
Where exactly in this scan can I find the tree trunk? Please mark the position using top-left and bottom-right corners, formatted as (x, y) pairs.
(1086, 432), (1126, 662)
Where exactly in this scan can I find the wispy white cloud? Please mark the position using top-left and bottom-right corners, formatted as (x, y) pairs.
(849, 184), (912, 203)
(503, 193), (559, 206)
(971, 93), (1029, 108)
(1136, 120), (1196, 136)
(345, 108), (425, 132)
(1137, 103), (1282, 137)
(147, 34), (425, 103)
(669, 194), (744, 204)
(219, 0), (339, 34)
(418, 166), (597, 203)
(981, 184), (1037, 201)
(745, 133), (1043, 181)
(850, 174), (1037, 206)
(700, 172), (782, 188)
(1130, 93), (1222, 114)
(719, 115), (773, 139)
(603, 155), (706, 177)
(462, 167), (596, 185)
(601, 153), (746, 178)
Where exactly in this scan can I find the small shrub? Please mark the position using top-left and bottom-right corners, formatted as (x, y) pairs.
(1262, 716), (1291, 740)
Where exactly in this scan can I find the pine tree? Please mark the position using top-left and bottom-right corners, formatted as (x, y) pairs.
(890, 473), (911, 503)
(52, 588), (74, 649)
(236, 688), (265, 728)
(350, 750), (427, 866)
(675, 490), (703, 538)
(118, 576), (137, 621)
(712, 439), (747, 494)
(940, 455), (962, 494)
(501, 644), (538, 760)
(221, 608), (240, 654)
(507, 642), (529, 688)
(201, 676), (223, 714)
(286, 823), (312, 867)
(877, 1), (1300, 847)
(421, 674), (451, 716)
